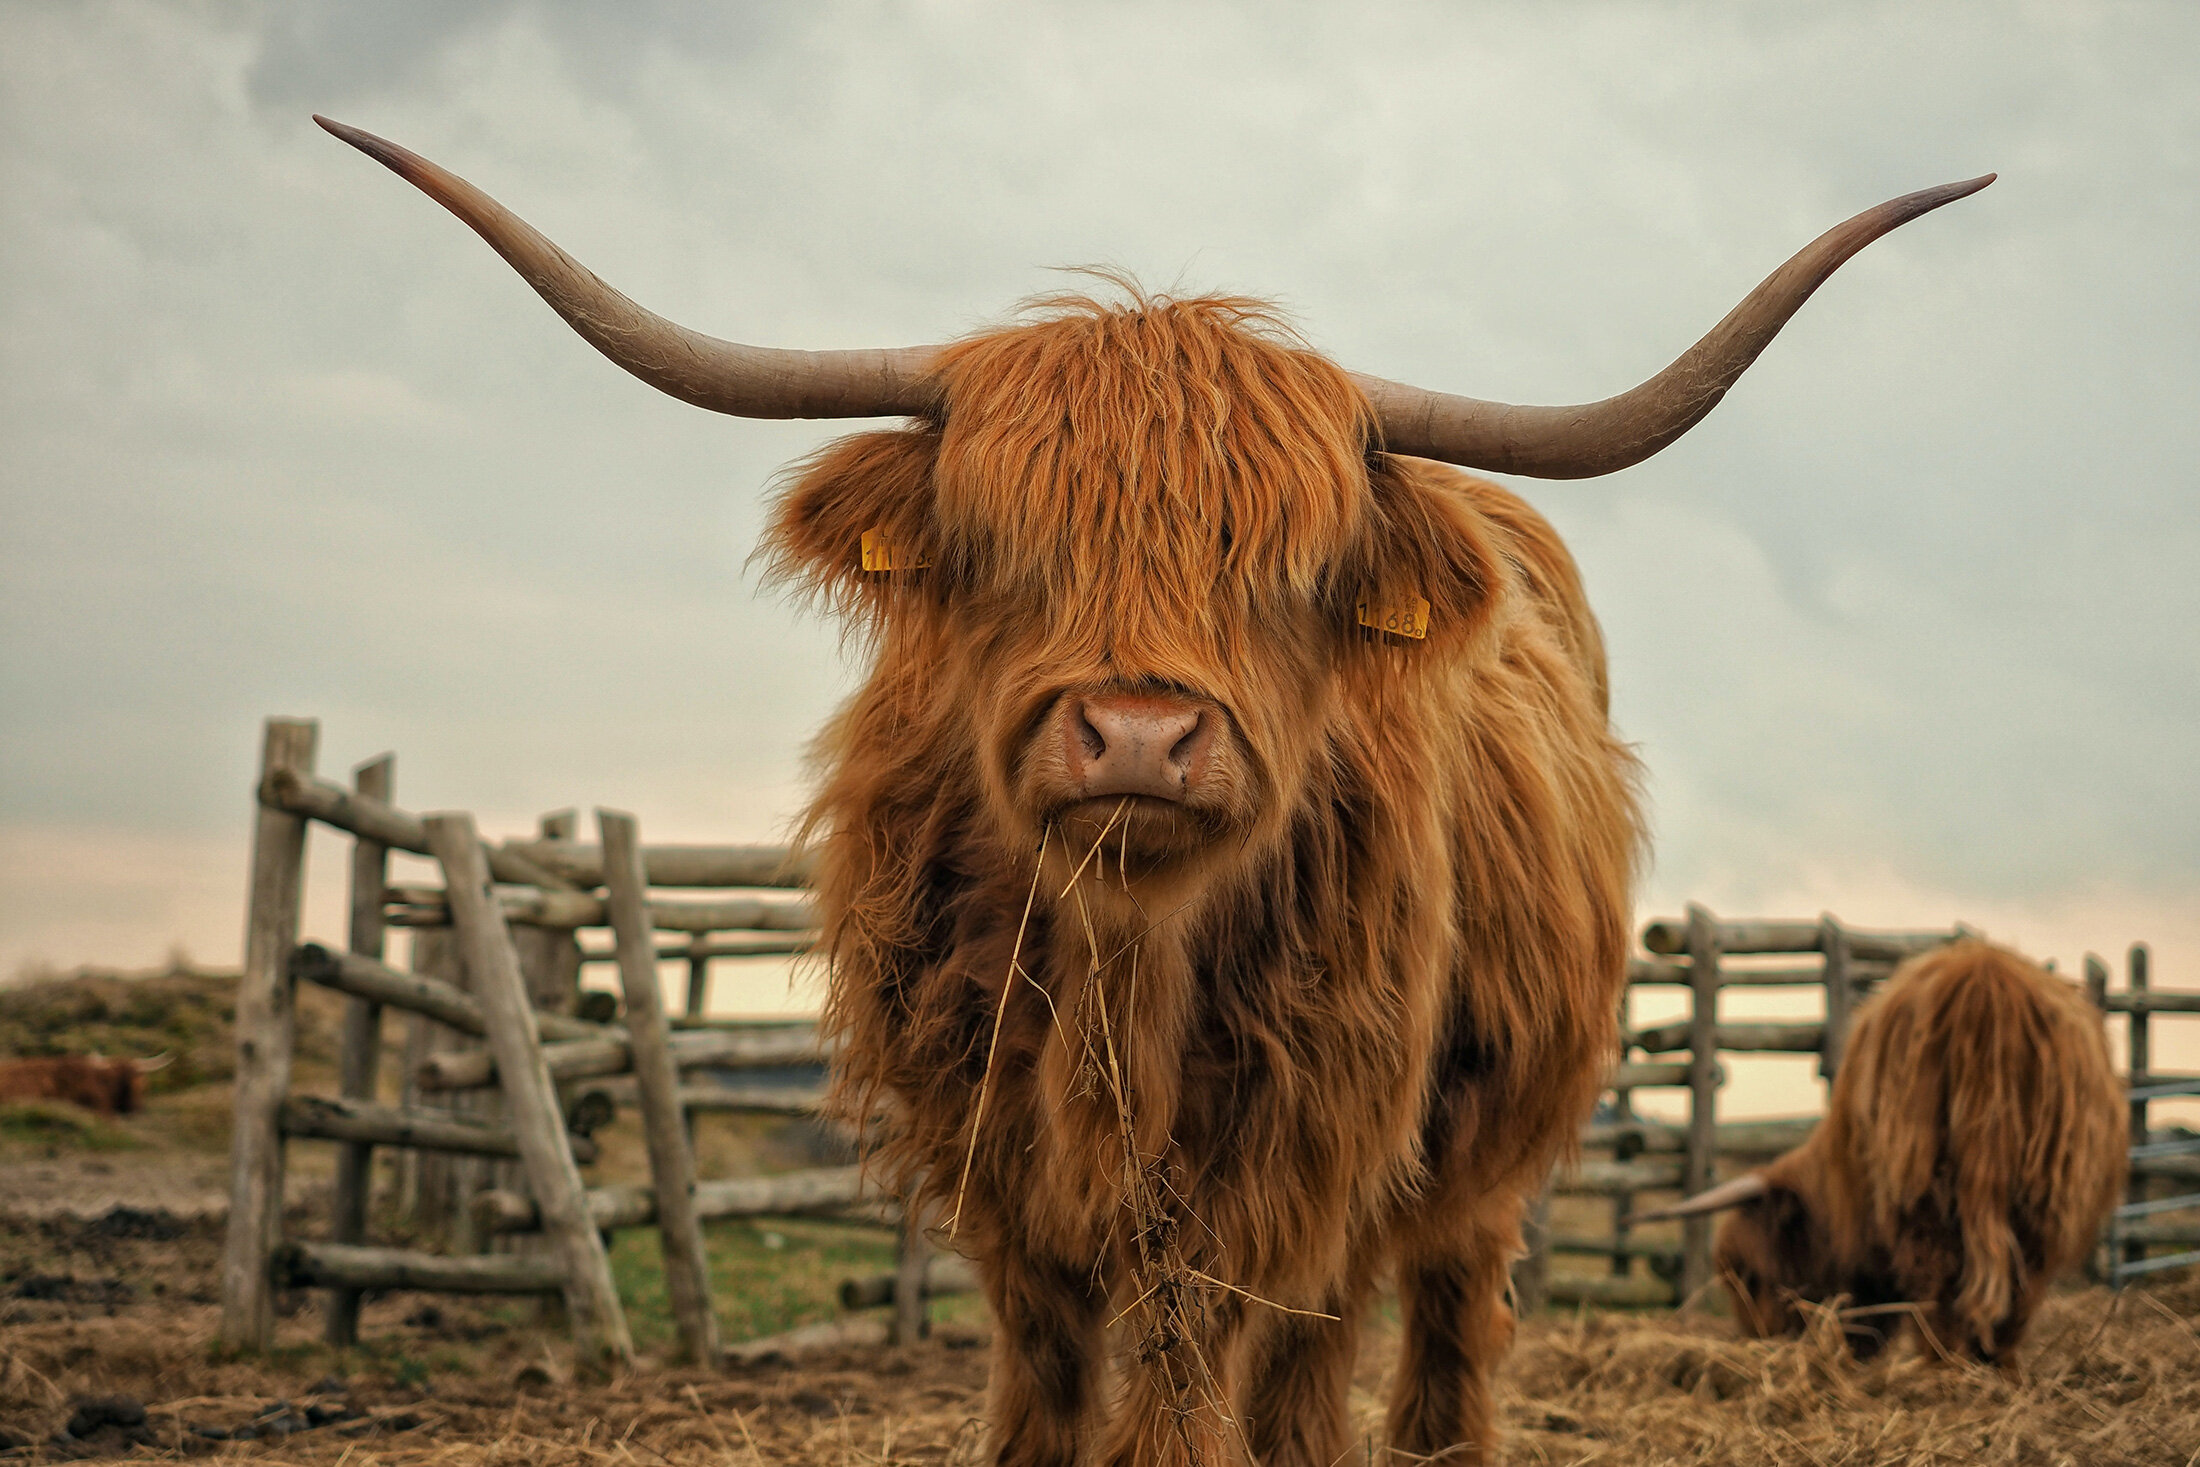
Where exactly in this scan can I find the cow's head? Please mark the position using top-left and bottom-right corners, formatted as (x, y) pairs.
(311, 117), (1988, 886)
(758, 290), (1511, 881)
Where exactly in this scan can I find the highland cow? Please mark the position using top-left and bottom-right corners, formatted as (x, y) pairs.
(1642, 940), (2125, 1365)
(0, 1054), (168, 1116)
(318, 116), (1991, 1464)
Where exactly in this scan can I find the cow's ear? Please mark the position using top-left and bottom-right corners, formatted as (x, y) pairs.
(1340, 455), (1505, 651)
(759, 426), (944, 617)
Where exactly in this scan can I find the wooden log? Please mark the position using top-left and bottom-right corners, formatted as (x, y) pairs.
(1641, 916), (1957, 961)
(1607, 1061), (1697, 1090)
(1544, 1275), (1677, 1308)
(328, 753), (394, 1347)
(1680, 904), (1720, 1305)
(679, 1084), (825, 1115)
(474, 1165), (873, 1235)
(261, 767), (580, 891)
(1579, 1117), (1813, 1157)
(684, 930), (712, 1020)
(892, 1208), (932, 1344)
(2127, 942), (2152, 1268)
(726, 1317), (890, 1366)
(426, 813), (632, 1367)
(1629, 1021), (1826, 1055)
(2106, 989), (2200, 1014)
(1547, 1234), (1683, 1262)
(579, 934), (816, 963)
(388, 888), (819, 934)
(839, 1253), (982, 1310)
(1627, 960), (1896, 990)
(278, 1093), (599, 1162)
(275, 1240), (563, 1294)
(600, 808), (721, 1367)
(418, 1023), (829, 1091)
(1552, 1158), (1687, 1193)
(502, 839), (814, 890)
(1819, 914), (1851, 1083)
(292, 944), (606, 1042)
(220, 717), (318, 1352)
(513, 810), (586, 1016)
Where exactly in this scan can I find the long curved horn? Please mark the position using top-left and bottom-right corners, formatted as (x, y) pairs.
(132, 1053), (174, 1074)
(315, 117), (941, 420)
(1357, 174), (1995, 478)
(1625, 1172), (1770, 1226)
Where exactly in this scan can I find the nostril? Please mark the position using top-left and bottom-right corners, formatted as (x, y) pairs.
(1074, 705), (1107, 762)
(1167, 714), (1206, 771)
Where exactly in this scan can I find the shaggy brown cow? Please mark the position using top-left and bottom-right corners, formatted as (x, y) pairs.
(318, 117), (1989, 1464)
(0, 1054), (168, 1116)
(1642, 940), (2125, 1365)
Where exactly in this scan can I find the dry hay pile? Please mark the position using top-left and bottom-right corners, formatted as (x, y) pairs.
(4, 1274), (2198, 1464)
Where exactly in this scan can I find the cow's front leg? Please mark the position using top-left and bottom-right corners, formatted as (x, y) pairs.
(1095, 1292), (1250, 1467)
(982, 1241), (1106, 1467)
(1241, 1270), (1370, 1467)
(1387, 1227), (1516, 1465)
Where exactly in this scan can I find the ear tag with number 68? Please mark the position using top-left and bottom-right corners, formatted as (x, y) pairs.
(1356, 594), (1430, 641)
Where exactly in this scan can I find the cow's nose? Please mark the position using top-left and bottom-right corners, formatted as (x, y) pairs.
(1063, 695), (1213, 802)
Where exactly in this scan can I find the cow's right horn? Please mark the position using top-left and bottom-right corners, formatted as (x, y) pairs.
(1625, 1172), (1770, 1225)
(133, 1053), (174, 1073)
(315, 117), (943, 421)
(1357, 174), (1995, 478)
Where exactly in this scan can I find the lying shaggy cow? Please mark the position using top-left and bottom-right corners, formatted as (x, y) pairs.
(1641, 939), (2125, 1365)
(0, 1053), (168, 1116)
(318, 117), (1989, 1464)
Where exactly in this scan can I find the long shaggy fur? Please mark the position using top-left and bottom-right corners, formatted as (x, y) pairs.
(763, 289), (1642, 1465)
(1716, 939), (2126, 1364)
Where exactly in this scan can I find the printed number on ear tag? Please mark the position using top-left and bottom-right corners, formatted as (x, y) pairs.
(1356, 595), (1430, 640)
(861, 529), (931, 574)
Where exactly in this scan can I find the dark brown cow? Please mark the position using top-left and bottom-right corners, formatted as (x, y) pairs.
(1641, 940), (2125, 1365)
(318, 116), (1990, 1464)
(0, 1054), (168, 1116)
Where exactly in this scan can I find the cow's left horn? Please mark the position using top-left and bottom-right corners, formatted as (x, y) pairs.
(1624, 1172), (1770, 1225)
(134, 1053), (174, 1073)
(315, 117), (942, 420)
(1356, 174), (1995, 478)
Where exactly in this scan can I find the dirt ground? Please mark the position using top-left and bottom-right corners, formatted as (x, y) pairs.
(4, 1204), (2199, 1466)
(6, 965), (2200, 1463)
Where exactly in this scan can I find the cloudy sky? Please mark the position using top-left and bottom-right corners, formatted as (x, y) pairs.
(3, 3), (2194, 1082)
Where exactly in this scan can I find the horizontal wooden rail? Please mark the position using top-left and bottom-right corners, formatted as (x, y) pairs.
(278, 1094), (601, 1164)
(1639, 917), (1959, 962)
(1607, 1062), (1700, 1090)
(1547, 1234), (1681, 1263)
(499, 839), (814, 890)
(475, 1166), (873, 1235)
(839, 1254), (980, 1309)
(1579, 1117), (1815, 1156)
(1630, 1021), (1825, 1055)
(1627, 960), (1896, 989)
(1545, 1275), (1676, 1307)
(2105, 992), (2200, 1015)
(388, 889), (817, 934)
(1553, 1159), (1685, 1194)
(417, 1024), (829, 1091)
(291, 944), (606, 1042)
(260, 770), (575, 891)
(679, 1083), (824, 1115)
(578, 934), (815, 964)
(275, 1240), (564, 1294)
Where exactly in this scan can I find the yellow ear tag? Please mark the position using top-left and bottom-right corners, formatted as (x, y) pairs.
(860, 528), (931, 574)
(1356, 594), (1431, 640)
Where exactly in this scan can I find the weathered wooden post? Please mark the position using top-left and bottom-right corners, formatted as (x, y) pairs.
(327, 752), (393, 1345)
(220, 717), (319, 1352)
(425, 812), (633, 1367)
(514, 809), (584, 1016)
(2083, 953), (2109, 1012)
(1818, 913), (1851, 1083)
(600, 808), (722, 1366)
(2126, 942), (2151, 1268)
(684, 930), (713, 1020)
(891, 1204), (934, 1345)
(1680, 903), (1722, 1306)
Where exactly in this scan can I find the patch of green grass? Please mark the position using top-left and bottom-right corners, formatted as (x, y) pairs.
(0, 1100), (142, 1151)
(610, 1215), (900, 1347)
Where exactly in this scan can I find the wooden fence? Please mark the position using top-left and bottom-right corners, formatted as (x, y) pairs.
(228, 717), (2197, 1359)
(1516, 906), (2200, 1310)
